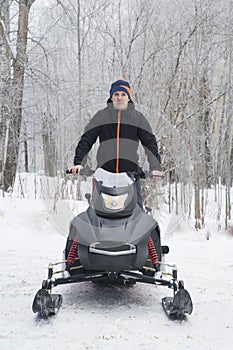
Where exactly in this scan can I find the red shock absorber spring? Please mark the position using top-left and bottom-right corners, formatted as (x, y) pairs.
(67, 238), (78, 264)
(148, 237), (159, 265)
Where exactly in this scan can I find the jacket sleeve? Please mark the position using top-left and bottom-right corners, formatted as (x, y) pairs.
(74, 114), (100, 165)
(137, 114), (162, 172)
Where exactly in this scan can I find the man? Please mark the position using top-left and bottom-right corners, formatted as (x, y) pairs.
(70, 78), (162, 207)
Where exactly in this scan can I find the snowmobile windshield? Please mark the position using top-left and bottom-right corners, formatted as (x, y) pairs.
(92, 168), (137, 215)
(94, 168), (133, 189)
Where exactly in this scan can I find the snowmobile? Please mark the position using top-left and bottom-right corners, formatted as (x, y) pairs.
(32, 168), (193, 320)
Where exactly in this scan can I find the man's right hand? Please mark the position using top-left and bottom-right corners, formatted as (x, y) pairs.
(150, 170), (163, 178)
(68, 165), (83, 175)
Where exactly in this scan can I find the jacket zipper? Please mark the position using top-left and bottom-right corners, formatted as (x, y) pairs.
(116, 110), (121, 173)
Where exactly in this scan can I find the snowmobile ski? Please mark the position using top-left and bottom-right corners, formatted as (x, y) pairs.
(32, 288), (62, 318)
(162, 289), (193, 320)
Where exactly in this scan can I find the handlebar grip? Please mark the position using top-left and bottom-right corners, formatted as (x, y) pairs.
(66, 169), (76, 174)
(66, 169), (82, 175)
(65, 168), (95, 176)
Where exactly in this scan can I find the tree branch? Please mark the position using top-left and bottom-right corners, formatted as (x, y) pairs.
(174, 91), (226, 128)
(0, 18), (15, 60)
(27, 0), (36, 9)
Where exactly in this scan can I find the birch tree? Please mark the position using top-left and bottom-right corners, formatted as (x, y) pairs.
(0, 0), (11, 179)
(1, 0), (36, 191)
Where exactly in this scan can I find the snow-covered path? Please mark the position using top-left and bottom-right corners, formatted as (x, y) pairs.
(0, 197), (233, 350)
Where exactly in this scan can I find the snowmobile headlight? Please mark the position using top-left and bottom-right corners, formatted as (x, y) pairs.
(102, 193), (128, 211)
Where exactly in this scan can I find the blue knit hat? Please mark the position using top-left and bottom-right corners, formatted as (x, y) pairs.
(109, 78), (132, 99)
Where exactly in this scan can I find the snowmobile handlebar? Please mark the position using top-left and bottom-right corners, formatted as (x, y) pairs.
(66, 167), (161, 179)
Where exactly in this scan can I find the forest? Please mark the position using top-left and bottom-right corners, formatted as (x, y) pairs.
(0, 0), (232, 230)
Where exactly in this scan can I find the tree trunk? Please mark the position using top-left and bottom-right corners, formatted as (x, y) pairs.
(76, 0), (82, 136)
(24, 128), (29, 173)
(0, 0), (11, 176)
(2, 0), (35, 191)
(42, 116), (57, 177)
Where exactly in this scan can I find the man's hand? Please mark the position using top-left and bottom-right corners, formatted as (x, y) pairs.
(151, 170), (163, 178)
(69, 165), (83, 175)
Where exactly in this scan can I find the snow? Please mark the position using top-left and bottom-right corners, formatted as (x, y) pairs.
(0, 177), (233, 350)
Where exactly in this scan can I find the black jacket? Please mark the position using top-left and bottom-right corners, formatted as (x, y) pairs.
(74, 101), (161, 173)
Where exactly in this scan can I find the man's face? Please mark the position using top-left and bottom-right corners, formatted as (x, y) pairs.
(112, 91), (129, 110)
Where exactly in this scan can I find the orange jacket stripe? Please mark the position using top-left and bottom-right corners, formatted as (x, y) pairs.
(116, 111), (121, 173)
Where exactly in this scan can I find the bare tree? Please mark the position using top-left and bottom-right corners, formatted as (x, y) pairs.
(0, 0), (11, 180)
(1, 0), (36, 191)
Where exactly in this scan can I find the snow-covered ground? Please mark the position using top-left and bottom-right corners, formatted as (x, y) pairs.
(0, 178), (233, 350)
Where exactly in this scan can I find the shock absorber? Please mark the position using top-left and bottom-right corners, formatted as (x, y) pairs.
(67, 238), (78, 264)
(148, 237), (159, 266)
